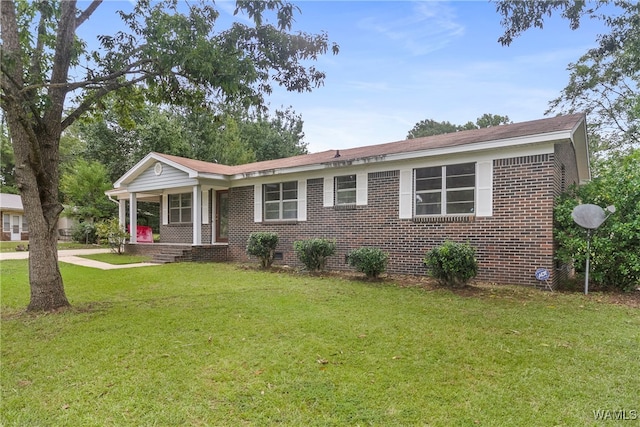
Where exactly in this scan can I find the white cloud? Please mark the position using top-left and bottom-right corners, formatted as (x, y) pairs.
(357, 1), (465, 56)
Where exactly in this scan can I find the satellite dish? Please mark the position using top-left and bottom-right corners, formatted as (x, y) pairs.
(571, 204), (608, 230)
(571, 203), (615, 295)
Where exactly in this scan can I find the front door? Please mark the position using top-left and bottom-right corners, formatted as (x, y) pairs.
(11, 215), (21, 241)
(216, 190), (229, 243)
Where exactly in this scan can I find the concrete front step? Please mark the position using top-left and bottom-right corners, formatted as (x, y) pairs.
(151, 248), (193, 264)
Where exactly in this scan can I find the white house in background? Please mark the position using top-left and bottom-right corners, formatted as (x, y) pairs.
(0, 193), (28, 241)
(0, 193), (78, 241)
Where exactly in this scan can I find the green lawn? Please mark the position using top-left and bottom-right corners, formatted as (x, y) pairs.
(78, 253), (152, 265)
(1, 261), (638, 426)
(0, 241), (104, 252)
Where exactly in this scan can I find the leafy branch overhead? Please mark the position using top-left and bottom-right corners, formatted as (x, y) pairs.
(495, 0), (639, 154)
(0, 0), (338, 311)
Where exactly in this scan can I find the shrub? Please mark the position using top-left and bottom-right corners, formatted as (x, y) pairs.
(96, 218), (129, 254)
(423, 241), (478, 287)
(71, 222), (98, 244)
(246, 232), (279, 269)
(293, 238), (337, 272)
(347, 247), (389, 278)
(554, 150), (640, 292)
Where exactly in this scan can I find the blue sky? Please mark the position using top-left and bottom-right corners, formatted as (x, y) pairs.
(83, 1), (608, 153)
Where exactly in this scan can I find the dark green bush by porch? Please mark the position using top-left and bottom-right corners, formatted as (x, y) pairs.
(71, 222), (98, 244)
(424, 241), (478, 287)
(293, 238), (337, 272)
(347, 247), (389, 278)
(246, 232), (279, 269)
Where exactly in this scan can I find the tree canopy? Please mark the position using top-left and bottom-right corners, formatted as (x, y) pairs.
(0, 0), (338, 311)
(495, 0), (639, 158)
(407, 113), (511, 139)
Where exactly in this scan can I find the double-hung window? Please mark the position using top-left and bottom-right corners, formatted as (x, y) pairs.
(335, 175), (356, 205)
(264, 182), (298, 220)
(415, 163), (475, 216)
(2, 214), (9, 232)
(169, 193), (192, 223)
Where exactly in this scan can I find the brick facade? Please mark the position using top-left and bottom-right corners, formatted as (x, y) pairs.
(227, 142), (580, 287)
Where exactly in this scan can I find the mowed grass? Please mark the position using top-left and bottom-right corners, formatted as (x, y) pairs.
(1, 261), (638, 426)
(78, 253), (152, 265)
(0, 241), (103, 252)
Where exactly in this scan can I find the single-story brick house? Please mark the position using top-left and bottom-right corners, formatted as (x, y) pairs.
(107, 113), (589, 287)
(0, 193), (29, 241)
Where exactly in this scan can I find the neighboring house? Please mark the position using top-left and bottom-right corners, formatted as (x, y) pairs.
(0, 193), (78, 241)
(0, 193), (28, 241)
(107, 113), (589, 287)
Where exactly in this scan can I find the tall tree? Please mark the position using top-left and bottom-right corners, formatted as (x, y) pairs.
(60, 159), (115, 222)
(495, 0), (639, 159)
(407, 113), (512, 139)
(0, 116), (18, 194)
(0, 0), (338, 311)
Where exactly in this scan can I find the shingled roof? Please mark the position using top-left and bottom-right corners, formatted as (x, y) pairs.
(153, 113), (586, 177)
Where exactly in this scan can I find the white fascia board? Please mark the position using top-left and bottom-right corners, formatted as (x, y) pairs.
(113, 153), (198, 188)
(569, 118), (591, 184)
(382, 130), (572, 165)
(225, 130), (572, 183)
(195, 173), (232, 183)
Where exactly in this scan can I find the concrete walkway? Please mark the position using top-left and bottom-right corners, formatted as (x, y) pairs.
(0, 248), (159, 270)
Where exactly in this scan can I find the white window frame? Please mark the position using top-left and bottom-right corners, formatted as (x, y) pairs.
(168, 193), (192, 224)
(335, 175), (357, 205)
(263, 181), (298, 221)
(2, 214), (9, 232)
(414, 163), (476, 216)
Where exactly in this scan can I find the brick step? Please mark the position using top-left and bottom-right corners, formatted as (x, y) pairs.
(151, 248), (193, 264)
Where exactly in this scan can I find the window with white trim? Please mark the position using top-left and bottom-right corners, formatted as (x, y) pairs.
(168, 193), (192, 223)
(2, 214), (9, 232)
(264, 181), (298, 220)
(21, 215), (28, 232)
(415, 163), (475, 216)
(335, 175), (356, 205)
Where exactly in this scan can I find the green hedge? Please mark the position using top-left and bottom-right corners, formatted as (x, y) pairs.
(347, 247), (389, 278)
(293, 238), (337, 272)
(246, 232), (279, 269)
(424, 241), (478, 287)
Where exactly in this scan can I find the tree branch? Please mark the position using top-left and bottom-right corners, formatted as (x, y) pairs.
(76, 1), (103, 29)
(61, 74), (150, 130)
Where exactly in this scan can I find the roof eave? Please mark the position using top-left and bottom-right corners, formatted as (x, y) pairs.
(228, 129), (574, 179)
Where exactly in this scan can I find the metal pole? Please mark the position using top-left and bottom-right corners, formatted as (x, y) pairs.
(585, 231), (591, 295)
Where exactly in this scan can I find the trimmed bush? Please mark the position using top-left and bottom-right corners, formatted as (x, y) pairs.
(71, 222), (98, 244)
(347, 247), (389, 278)
(423, 241), (478, 287)
(293, 238), (337, 272)
(96, 218), (129, 254)
(246, 232), (279, 269)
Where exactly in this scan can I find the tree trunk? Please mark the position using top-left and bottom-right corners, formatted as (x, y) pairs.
(26, 223), (68, 312)
(2, 0), (74, 311)
(11, 124), (70, 312)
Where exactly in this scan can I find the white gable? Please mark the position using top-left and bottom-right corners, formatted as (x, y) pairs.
(127, 162), (197, 192)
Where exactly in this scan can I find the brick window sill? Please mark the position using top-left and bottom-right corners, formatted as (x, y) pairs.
(333, 204), (358, 211)
(262, 220), (299, 225)
(412, 215), (475, 223)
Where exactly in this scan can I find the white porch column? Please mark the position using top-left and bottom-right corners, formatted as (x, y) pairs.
(129, 192), (137, 243)
(118, 199), (126, 229)
(192, 185), (202, 245)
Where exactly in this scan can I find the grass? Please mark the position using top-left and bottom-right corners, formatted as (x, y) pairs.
(0, 241), (104, 252)
(1, 261), (638, 426)
(78, 253), (151, 265)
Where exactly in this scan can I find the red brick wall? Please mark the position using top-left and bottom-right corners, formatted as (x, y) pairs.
(228, 151), (563, 287)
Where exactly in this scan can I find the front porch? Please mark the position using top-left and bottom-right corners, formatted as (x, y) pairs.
(125, 243), (229, 264)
